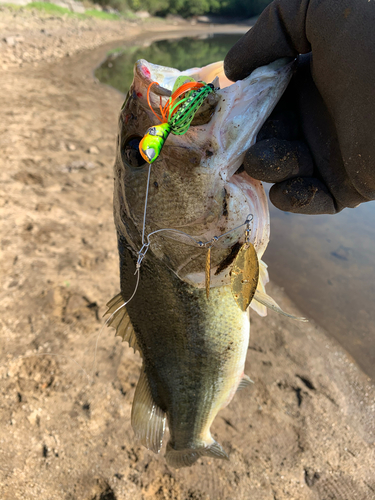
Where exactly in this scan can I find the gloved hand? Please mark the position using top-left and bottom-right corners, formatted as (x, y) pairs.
(224, 0), (375, 214)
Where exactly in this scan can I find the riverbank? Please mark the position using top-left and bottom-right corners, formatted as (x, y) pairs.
(0, 11), (374, 500)
(0, 5), (248, 72)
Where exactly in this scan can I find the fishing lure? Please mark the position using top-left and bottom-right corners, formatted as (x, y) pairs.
(230, 219), (259, 311)
(139, 78), (215, 163)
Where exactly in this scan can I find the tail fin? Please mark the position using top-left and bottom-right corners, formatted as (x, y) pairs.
(166, 440), (229, 469)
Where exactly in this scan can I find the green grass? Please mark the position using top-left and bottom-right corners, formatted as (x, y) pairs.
(19, 2), (121, 19)
(2, 1), (153, 21)
(26, 2), (73, 15)
(1, 2), (146, 20)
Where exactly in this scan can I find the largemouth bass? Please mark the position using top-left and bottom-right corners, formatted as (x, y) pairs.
(106, 57), (297, 468)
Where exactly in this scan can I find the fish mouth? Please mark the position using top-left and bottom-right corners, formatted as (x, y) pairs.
(134, 57), (294, 179)
(134, 59), (223, 126)
(130, 58), (294, 288)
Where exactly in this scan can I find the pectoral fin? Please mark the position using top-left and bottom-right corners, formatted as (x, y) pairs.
(131, 367), (166, 454)
(105, 293), (141, 354)
(251, 260), (269, 317)
(237, 374), (254, 392)
(254, 290), (308, 322)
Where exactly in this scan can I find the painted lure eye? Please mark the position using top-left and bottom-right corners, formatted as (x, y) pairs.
(144, 148), (156, 161)
(122, 136), (147, 169)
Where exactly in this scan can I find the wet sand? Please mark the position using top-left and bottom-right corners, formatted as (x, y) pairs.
(0, 13), (374, 500)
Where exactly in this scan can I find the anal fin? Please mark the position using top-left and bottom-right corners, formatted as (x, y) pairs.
(237, 374), (254, 392)
(104, 293), (141, 354)
(131, 367), (166, 454)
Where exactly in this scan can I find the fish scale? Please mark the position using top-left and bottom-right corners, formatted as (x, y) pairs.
(107, 57), (304, 468)
(117, 241), (249, 466)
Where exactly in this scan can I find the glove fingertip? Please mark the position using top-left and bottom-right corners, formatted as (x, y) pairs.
(244, 139), (314, 183)
(244, 141), (294, 183)
(269, 178), (337, 215)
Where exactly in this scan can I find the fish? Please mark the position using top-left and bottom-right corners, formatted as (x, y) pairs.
(106, 56), (303, 468)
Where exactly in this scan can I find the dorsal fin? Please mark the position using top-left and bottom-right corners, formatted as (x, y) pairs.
(131, 367), (166, 454)
(105, 293), (141, 354)
(237, 374), (254, 392)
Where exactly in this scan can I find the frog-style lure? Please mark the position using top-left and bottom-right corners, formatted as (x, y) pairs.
(139, 77), (215, 164)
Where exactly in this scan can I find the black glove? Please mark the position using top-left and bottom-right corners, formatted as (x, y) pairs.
(224, 0), (375, 214)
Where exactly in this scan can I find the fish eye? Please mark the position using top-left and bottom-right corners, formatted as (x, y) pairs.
(122, 136), (147, 169)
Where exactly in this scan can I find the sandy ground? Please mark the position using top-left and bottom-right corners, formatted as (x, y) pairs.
(0, 11), (374, 500)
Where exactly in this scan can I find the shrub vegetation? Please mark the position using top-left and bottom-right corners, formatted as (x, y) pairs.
(95, 0), (272, 18)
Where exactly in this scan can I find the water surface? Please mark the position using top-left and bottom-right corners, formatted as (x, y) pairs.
(95, 34), (243, 94)
(96, 35), (375, 379)
(266, 191), (375, 379)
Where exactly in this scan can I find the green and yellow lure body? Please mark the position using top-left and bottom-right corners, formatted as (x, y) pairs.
(139, 123), (171, 163)
(139, 78), (215, 164)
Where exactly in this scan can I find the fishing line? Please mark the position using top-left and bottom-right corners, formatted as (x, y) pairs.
(91, 270), (140, 380)
(11, 352), (92, 384)
(4, 279), (143, 415)
(92, 163), (154, 373)
(136, 216), (253, 269)
(141, 163), (152, 246)
(116, 161), (255, 312)
(14, 168), (253, 386)
(4, 350), (98, 414)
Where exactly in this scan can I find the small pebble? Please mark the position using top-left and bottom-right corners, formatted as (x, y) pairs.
(88, 146), (99, 155)
(4, 36), (15, 47)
